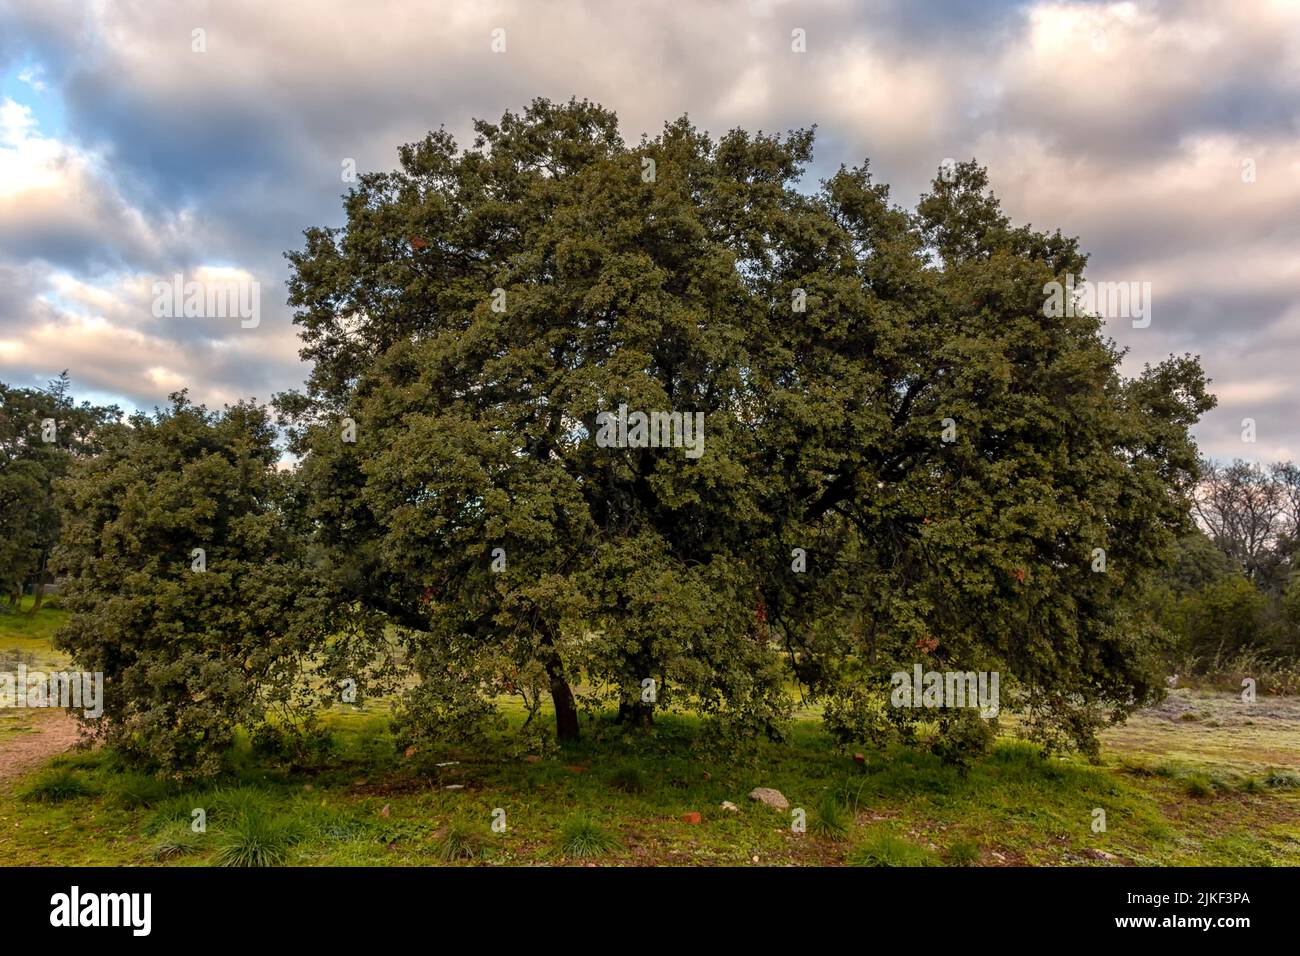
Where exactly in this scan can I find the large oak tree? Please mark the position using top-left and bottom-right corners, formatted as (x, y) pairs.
(276, 98), (1214, 754)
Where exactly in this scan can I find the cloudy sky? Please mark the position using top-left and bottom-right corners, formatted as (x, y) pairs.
(0, 0), (1297, 462)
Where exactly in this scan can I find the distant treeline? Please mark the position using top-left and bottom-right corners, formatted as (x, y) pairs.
(0, 373), (119, 612)
(1155, 460), (1300, 683)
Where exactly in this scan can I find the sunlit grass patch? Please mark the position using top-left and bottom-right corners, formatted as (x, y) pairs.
(848, 827), (938, 867)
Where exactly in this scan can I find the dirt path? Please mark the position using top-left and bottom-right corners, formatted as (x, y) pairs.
(0, 712), (82, 786)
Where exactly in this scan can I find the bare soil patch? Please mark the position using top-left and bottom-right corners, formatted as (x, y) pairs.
(0, 712), (81, 785)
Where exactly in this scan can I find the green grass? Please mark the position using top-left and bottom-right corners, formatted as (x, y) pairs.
(212, 811), (304, 867)
(112, 772), (177, 809)
(0, 596), (69, 644)
(849, 828), (939, 867)
(1, 704), (1296, 866)
(436, 822), (488, 862)
(143, 796), (204, 835)
(147, 822), (206, 862)
(944, 838), (981, 866)
(0, 601), (74, 748)
(2, 605), (1298, 867)
(607, 764), (647, 794)
(808, 791), (850, 841)
(559, 817), (620, 859)
(1264, 769), (1300, 790)
(20, 768), (93, 804)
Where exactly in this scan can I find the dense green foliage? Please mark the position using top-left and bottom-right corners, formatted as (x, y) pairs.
(1154, 532), (1300, 668)
(268, 97), (1213, 762)
(0, 373), (117, 609)
(1155, 461), (1300, 664)
(52, 396), (322, 778)
(25, 99), (1233, 774)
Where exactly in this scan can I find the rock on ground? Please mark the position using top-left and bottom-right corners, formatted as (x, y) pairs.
(749, 787), (789, 810)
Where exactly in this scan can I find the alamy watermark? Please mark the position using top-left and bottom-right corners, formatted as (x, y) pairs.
(0, 666), (103, 718)
(1043, 273), (1150, 328)
(50, 886), (150, 936)
(151, 271), (261, 328)
(594, 404), (705, 459)
(891, 665), (999, 717)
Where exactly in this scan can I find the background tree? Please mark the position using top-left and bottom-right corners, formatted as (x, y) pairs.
(1193, 459), (1287, 581)
(0, 373), (118, 611)
(53, 394), (321, 778)
(1156, 460), (1300, 660)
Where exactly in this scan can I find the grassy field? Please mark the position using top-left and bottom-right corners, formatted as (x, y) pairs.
(1, 600), (1297, 866)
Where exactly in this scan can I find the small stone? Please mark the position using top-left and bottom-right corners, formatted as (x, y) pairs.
(751, 855), (760, 863)
(721, 801), (739, 812)
(1083, 848), (1118, 862)
(682, 812), (702, 824)
(749, 787), (789, 810)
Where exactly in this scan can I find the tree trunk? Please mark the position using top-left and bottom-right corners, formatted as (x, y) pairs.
(26, 553), (47, 616)
(538, 623), (579, 743)
(615, 700), (655, 727)
(548, 667), (580, 743)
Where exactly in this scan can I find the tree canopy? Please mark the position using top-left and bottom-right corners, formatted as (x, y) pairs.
(54, 395), (320, 777)
(43, 98), (1218, 776)
(0, 373), (118, 611)
(260, 97), (1215, 759)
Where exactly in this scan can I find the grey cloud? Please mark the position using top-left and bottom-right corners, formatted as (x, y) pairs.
(0, 0), (1298, 462)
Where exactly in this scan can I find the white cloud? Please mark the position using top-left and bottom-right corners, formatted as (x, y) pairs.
(16, 65), (46, 92)
(0, 96), (179, 268)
